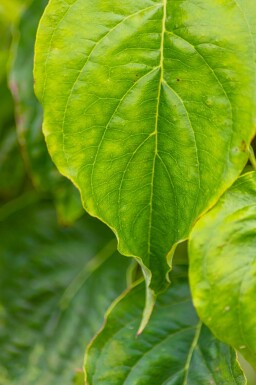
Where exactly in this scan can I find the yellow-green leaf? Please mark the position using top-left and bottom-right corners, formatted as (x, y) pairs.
(34, 0), (256, 295)
(189, 171), (256, 368)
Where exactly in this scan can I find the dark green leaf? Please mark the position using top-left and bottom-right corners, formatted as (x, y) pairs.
(85, 268), (245, 385)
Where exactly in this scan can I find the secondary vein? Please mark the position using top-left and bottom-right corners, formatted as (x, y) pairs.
(182, 321), (202, 385)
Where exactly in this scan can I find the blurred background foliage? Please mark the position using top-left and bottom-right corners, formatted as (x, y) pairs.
(0, 0), (255, 384)
(0, 1), (130, 383)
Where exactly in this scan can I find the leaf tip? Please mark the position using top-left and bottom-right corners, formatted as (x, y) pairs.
(137, 285), (156, 335)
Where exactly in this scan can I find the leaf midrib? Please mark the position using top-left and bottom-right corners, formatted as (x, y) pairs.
(147, 0), (167, 259)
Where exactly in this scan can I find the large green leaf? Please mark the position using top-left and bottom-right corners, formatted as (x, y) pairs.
(0, 197), (130, 384)
(85, 267), (245, 385)
(8, 0), (83, 224)
(189, 171), (256, 368)
(34, 0), (256, 295)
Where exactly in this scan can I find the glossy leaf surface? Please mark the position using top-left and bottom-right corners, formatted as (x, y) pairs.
(35, 0), (256, 293)
(85, 268), (245, 385)
(189, 171), (256, 368)
(0, 197), (130, 384)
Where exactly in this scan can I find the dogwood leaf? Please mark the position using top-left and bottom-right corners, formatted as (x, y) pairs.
(34, 0), (256, 295)
(85, 268), (246, 385)
(189, 171), (256, 368)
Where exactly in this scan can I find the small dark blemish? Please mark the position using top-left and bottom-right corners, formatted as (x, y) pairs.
(176, 78), (180, 82)
(240, 140), (247, 152)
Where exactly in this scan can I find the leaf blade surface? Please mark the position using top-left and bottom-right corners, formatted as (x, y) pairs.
(85, 268), (246, 385)
(189, 171), (256, 368)
(35, 0), (256, 292)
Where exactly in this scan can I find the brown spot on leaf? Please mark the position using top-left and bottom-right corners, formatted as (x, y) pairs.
(240, 140), (247, 152)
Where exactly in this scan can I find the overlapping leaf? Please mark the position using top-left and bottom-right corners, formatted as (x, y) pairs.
(189, 171), (256, 368)
(34, 0), (256, 295)
(85, 267), (245, 385)
(9, 0), (83, 224)
(0, 198), (130, 384)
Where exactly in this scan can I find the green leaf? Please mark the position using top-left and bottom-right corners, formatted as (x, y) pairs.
(0, 197), (130, 384)
(34, 0), (256, 295)
(85, 268), (245, 385)
(189, 171), (256, 368)
(9, 0), (83, 224)
(236, 0), (256, 126)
